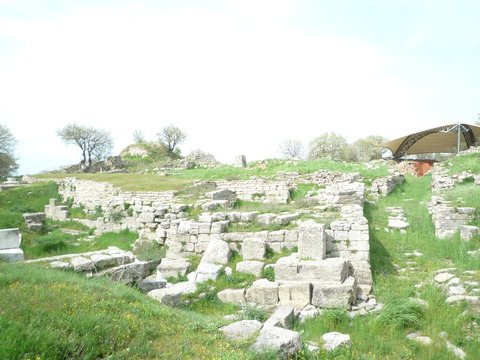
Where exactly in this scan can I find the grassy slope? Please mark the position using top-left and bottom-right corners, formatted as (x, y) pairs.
(34, 158), (389, 191)
(0, 263), (260, 360)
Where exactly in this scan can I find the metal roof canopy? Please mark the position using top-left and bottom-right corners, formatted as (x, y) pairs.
(379, 123), (480, 159)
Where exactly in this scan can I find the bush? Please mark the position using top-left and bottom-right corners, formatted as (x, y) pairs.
(261, 266), (275, 281)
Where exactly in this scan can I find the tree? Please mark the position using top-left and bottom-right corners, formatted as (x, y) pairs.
(0, 124), (19, 177)
(132, 130), (146, 144)
(57, 123), (114, 168)
(157, 124), (187, 154)
(308, 132), (348, 161)
(278, 139), (305, 159)
(345, 135), (389, 162)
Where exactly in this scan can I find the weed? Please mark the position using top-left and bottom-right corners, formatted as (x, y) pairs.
(261, 266), (275, 281)
(376, 298), (424, 330)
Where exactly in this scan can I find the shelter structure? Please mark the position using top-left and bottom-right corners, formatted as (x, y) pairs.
(379, 123), (480, 159)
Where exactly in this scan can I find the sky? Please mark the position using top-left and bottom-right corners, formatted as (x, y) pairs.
(1, 0), (480, 174)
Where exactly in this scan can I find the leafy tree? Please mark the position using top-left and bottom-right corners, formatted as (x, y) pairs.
(157, 124), (186, 154)
(345, 135), (388, 162)
(132, 130), (146, 144)
(57, 124), (114, 168)
(308, 132), (348, 161)
(278, 139), (305, 159)
(0, 124), (19, 177)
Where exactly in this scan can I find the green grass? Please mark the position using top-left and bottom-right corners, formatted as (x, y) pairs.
(0, 263), (266, 360)
(442, 153), (480, 174)
(23, 229), (139, 260)
(35, 173), (193, 191)
(34, 158), (390, 192)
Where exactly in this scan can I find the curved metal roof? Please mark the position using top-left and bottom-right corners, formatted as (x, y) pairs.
(379, 123), (480, 159)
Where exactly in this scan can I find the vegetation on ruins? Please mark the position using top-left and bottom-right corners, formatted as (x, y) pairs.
(0, 123), (18, 177)
(2, 154), (480, 359)
(57, 123), (114, 167)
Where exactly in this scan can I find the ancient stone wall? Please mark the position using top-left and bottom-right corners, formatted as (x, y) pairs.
(427, 196), (478, 240)
(370, 172), (404, 197)
(215, 179), (292, 203)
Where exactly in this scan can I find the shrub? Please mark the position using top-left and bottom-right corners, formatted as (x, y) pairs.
(240, 304), (269, 322)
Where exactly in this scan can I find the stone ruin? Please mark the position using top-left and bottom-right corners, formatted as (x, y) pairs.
(0, 228), (24, 262)
(18, 168), (404, 358)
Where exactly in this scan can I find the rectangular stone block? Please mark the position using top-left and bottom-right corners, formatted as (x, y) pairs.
(297, 258), (349, 282)
(311, 277), (356, 309)
(0, 248), (24, 262)
(298, 222), (325, 260)
(274, 256), (299, 281)
(278, 282), (311, 309)
(245, 279), (279, 305)
(243, 238), (266, 260)
(0, 228), (22, 250)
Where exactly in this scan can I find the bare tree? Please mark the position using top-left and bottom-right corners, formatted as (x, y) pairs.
(57, 123), (114, 167)
(308, 132), (348, 161)
(279, 139), (305, 159)
(157, 124), (187, 154)
(132, 130), (146, 144)
(0, 124), (18, 176)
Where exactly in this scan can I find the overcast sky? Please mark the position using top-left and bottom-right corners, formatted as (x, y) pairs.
(1, 0), (480, 174)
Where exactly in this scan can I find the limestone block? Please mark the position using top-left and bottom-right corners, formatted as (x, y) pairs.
(138, 212), (155, 223)
(207, 189), (237, 201)
(236, 260), (265, 276)
(49, 260), (71, 270)
(278, 282), (311, 309)
(223, 232), (245, 242)
(191, 262), (223, 283)
(243, 238), (266, 260)
(240, 212), (259, 222)
(268, 242), (282, 253)
(138, 278), (167, 292)
(322, 332), (352, 351)
(0, 228), (22, 249)
(298, 258), (349, 282)
(284, 230), (299, 242)
(311, 276), (356, 309)
(349, 261), (373, 286)
(71, 257), (95, 271)
(109, 252), (135, 265)
(227, 212), (242, 222)
(254, 231), (269, 240)
(217, 288), (247, 305)
(274, 214), (299, 226)
(298, 222), (325, 260)
(264, 306), (295, 328)
(251, 326), (302, 358)
(267, 230), (285, 242)
(198, 222), (212, 234)
(156, 258), (191, 279)
(257, 213), (277, 226)
(211, 221), (229, 234)
(459, 225), (479, 240)
(148, 288), (182, 307)
(235, 155), (247, 168)
(0, 248), (24, 262)
(90, 254), (116, 269)
(220, 320), (263, 341)
(274, 256), (299, 281)
(200, 239), (231, 264)
(97, 260), (159, 283)
(246, 279), (279, 305)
